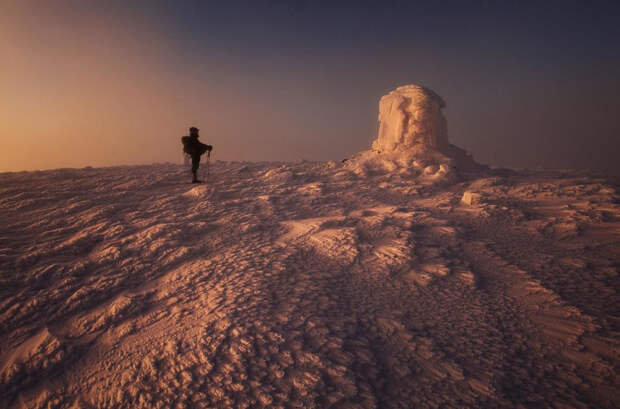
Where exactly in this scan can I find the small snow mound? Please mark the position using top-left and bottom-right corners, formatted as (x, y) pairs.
(183, 185), (209, 197)
(1, 327), (71, 384)
(308, 227), (358, 265)
(325, 160), (338, 169)
(346, 150), (456, 181)
(461, 191), (482, 205)
(263, 166), (294, 183)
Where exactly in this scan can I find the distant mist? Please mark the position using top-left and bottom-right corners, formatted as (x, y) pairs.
(1, 1), (618, 175)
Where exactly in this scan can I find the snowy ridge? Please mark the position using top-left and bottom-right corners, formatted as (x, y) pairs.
(0, 162), (618, 408)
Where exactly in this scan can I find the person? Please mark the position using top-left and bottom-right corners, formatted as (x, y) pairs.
(181, 127), (212, 183)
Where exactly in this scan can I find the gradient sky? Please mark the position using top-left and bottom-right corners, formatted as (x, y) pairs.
(2, 0), (619, 174)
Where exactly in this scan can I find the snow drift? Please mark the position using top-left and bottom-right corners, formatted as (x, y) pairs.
(0, 161), (618, 408)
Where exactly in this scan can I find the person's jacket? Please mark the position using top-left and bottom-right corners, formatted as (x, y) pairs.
(182, 135), (211, 156)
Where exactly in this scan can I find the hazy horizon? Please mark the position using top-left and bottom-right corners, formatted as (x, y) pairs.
(2, 0), (619, 175)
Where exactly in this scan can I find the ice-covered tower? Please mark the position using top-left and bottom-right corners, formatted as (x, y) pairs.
(372, 85), (448, 154)
(346, 84), (482, 178)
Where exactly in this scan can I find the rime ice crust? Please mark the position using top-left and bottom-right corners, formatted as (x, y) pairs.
(1, 163), (618, 408)
(348, 84), (481, 179)
(373, 85), (448, 154)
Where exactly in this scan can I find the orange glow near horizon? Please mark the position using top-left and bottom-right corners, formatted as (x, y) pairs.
(3, 2), (619, 175)
(1, 3), (202, 171)
(0, 2), (320, 172)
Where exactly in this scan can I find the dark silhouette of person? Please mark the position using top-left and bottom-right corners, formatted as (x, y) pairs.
(181, 127), (212, 183)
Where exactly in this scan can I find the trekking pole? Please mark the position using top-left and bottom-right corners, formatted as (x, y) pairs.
(206, 150), (211, 184)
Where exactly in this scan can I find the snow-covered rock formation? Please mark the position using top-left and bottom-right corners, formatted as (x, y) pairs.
(348, 84), (482, 179)
(373, 85), (448, 154)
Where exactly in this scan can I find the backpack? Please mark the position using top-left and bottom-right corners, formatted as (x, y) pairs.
(181, 136), (193, 155)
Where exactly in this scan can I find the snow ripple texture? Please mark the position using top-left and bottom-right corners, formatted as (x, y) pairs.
(0, 163), (618, 409)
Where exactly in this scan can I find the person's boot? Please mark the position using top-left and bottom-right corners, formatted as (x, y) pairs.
(191, 170), (202, 183)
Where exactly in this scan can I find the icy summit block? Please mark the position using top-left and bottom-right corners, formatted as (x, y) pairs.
(372, 85), (448, 154)
(346, 84), (482, 179)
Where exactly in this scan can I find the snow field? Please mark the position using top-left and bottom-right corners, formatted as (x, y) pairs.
(0, 162), (618, 408)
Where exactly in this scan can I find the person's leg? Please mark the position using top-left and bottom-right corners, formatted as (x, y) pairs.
(191, 155), (201, 182)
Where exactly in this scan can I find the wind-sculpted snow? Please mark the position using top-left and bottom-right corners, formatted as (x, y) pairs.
(346, 84), (483, 179)
(0, 163), (618, 408)
(373, 85), (448, 153)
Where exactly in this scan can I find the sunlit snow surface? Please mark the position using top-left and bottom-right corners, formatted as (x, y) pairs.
(0, 162), (618, 408)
